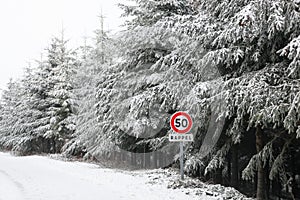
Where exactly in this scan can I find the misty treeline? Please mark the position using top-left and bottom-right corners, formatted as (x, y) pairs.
(0, 0), (300, 199)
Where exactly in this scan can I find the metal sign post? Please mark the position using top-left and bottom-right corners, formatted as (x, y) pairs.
(169, 111), (193, 181)
(180, 141), (184, 180)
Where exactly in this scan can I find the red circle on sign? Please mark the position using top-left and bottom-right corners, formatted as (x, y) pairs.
(170, 112), (193, 134)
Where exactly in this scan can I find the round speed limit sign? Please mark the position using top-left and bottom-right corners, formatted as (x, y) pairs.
(170, 111), (193, 134)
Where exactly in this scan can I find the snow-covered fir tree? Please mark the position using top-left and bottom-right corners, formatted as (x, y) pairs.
(63, 20), (120, 160)
(0, 67), (51, 154)
(180, 1), (300, 199)
(0, 34), (78, 154)
(0, 79), (23, 150)
(44, 35), (78, 153)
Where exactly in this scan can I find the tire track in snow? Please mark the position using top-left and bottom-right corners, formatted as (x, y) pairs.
(0, 169), (25, 191)
(0, 169), (27, 200)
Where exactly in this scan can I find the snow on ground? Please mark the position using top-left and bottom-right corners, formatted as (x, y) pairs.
(0, 152), (216, 200)
(133, 169), (253, 200)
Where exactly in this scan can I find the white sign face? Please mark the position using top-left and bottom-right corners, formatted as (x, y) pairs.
(169, 134), (194, 142)
(174, 115), (189, 131)
(170, 111), (193, 134)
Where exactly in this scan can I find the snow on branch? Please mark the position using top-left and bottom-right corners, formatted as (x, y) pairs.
(278, 35), (300, 78)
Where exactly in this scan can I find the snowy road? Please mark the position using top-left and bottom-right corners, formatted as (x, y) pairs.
(0, 152), (211, 200)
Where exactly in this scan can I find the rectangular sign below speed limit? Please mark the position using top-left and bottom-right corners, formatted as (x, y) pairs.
(169, 133), (194, 142)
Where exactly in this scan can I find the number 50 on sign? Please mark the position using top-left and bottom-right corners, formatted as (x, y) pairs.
(169, 112), (193, 142)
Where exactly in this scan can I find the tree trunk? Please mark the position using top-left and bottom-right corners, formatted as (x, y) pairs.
(131, 152), (136, 167)
(214, 168), (223, 184)
(291, 151), (296, 200)
(139, 154), (143, 168)
(256, 126), (267, 200)
(271, 175), (281, 199)
(153, 151), (158, 168)
(227, 154), (231, 186)
(120, 152), (123, 163)
(265, 162), (270, 199)
(145, 153), (150, 169)
(113, 151), (116, 161)
(231, 145), (239, 189)
(158, 152), (163, 167)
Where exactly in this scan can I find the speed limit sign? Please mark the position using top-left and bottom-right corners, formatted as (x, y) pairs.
(170, 111), (193, 134)
(169, 111), (193, 180)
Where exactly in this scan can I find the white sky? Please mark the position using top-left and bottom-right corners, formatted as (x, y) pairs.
(0, 0), (124, 92)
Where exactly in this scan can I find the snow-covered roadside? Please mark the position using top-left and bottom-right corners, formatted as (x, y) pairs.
(0, 152), (213, 200)
(129, 169), (253, 200)
(48, 155), (253, 200)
